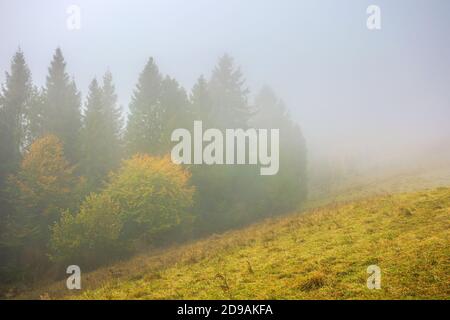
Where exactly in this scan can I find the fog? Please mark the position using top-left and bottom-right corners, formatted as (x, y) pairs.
(1, 0), (449, 173)
(1, 1), (450, 299)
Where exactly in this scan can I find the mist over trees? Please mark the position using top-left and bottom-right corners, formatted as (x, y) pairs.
(0, 48), (307, 282)
(40, 48), (82, 163)
(81, 72), (122, 190)
(0, 50), (33, 185)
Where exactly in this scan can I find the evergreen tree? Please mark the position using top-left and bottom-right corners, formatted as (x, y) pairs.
(208, 54), (251, 128)
(252, 86), (287, 128)
(80, 78), (104, 189)
(125, 57), (162, 155)
(41, 48), (81, 163)
(0, 49), (33, 184)
(24, 87), (46, 146)
(251, 86), (308, 213)
(158, 76), (189, 154)
(81, 73), (122, 190)
(101, 70), (123, 168)
(0, 50), (35, 270)
(189, 56), (258, 234)
(189, 75), (212, 125)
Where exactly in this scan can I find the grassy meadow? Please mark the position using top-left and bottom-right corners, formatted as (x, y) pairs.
(19, 168), (450, 300)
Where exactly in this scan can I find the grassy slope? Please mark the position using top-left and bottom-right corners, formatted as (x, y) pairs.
(27, 184), (449, 300)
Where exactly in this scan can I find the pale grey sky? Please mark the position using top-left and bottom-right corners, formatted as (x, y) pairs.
(1, 0), (449, 164)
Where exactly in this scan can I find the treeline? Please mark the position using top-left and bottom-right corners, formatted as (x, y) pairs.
(0, 48), (307, 283)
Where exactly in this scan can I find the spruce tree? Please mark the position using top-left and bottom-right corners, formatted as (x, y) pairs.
(189, 56), (256, 234)
(208, 54), (251, 128)
(251, 86), (287, 128)
(101, 70), (122, 167)
(81, 73), (122, 190)
(80, 78), (104, 189)
(0, 49), (33, 184)
(41, 48), (81, 163)
(190, 75), (212, 125)
(252, 86), (308, 213)
(24, 87), (46, 145)
(125, 57), (162, 155)
(158, 75), (189, 154)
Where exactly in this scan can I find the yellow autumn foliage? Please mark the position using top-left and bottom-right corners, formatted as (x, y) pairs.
(6, 135), (84, 247)
(105, 154), (194, 240)
(50, 154), (195, 264)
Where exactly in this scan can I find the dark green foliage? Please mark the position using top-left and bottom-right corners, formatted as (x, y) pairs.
(157, 76), (190, 154)
(50, 193), (124, 265)
(0, 50), (35, 277)
(189, 75), (213, 125)
(40, 48), (82, 163)
(1, 135), (84, 278)
(101, 71), (123, 165)
(0, 50), (308, 284)
(208, 54), (252, 128)
(0, 49), (33, 185)
(189, 57), (307, 234)
(80, 79), (104, 189)
(80, 73), (122, 190)
(24, 87), (46, 145)
(125, 57), (163, 155)
(125, 58), (190, 156)
(251, 86), (308, 213)
(51, 154), (195, 265)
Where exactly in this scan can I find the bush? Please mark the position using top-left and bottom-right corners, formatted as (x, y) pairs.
(50, 154), (195, 265)
(50, 193), (123, 264)
(105, 154), (195, 242)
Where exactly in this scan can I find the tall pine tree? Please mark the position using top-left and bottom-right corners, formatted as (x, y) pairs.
(189, 75), (212, 126)
(81, 73), (122, 190)
(24, 86), (46, 146)
(251, 86), (308, 213)
(41, 48), (81, 163)
(158, 75), (189, 154)
(208, 54), (252, 128)
(189, 56), (258, 234)
(125, 57), (162, 155)
(101, 70), (123, 168)
(0, 49), (34, 251)
(0, 49), (33, 184)
(80, 78), (104, 189)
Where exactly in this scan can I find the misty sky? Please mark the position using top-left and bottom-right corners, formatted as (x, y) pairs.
(1, 0), (449, 164)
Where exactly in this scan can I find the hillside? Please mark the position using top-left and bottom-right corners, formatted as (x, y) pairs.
(22, 177), (450, 300)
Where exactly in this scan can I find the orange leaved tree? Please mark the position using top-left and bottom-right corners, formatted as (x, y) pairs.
(4, 135), (84, 269)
